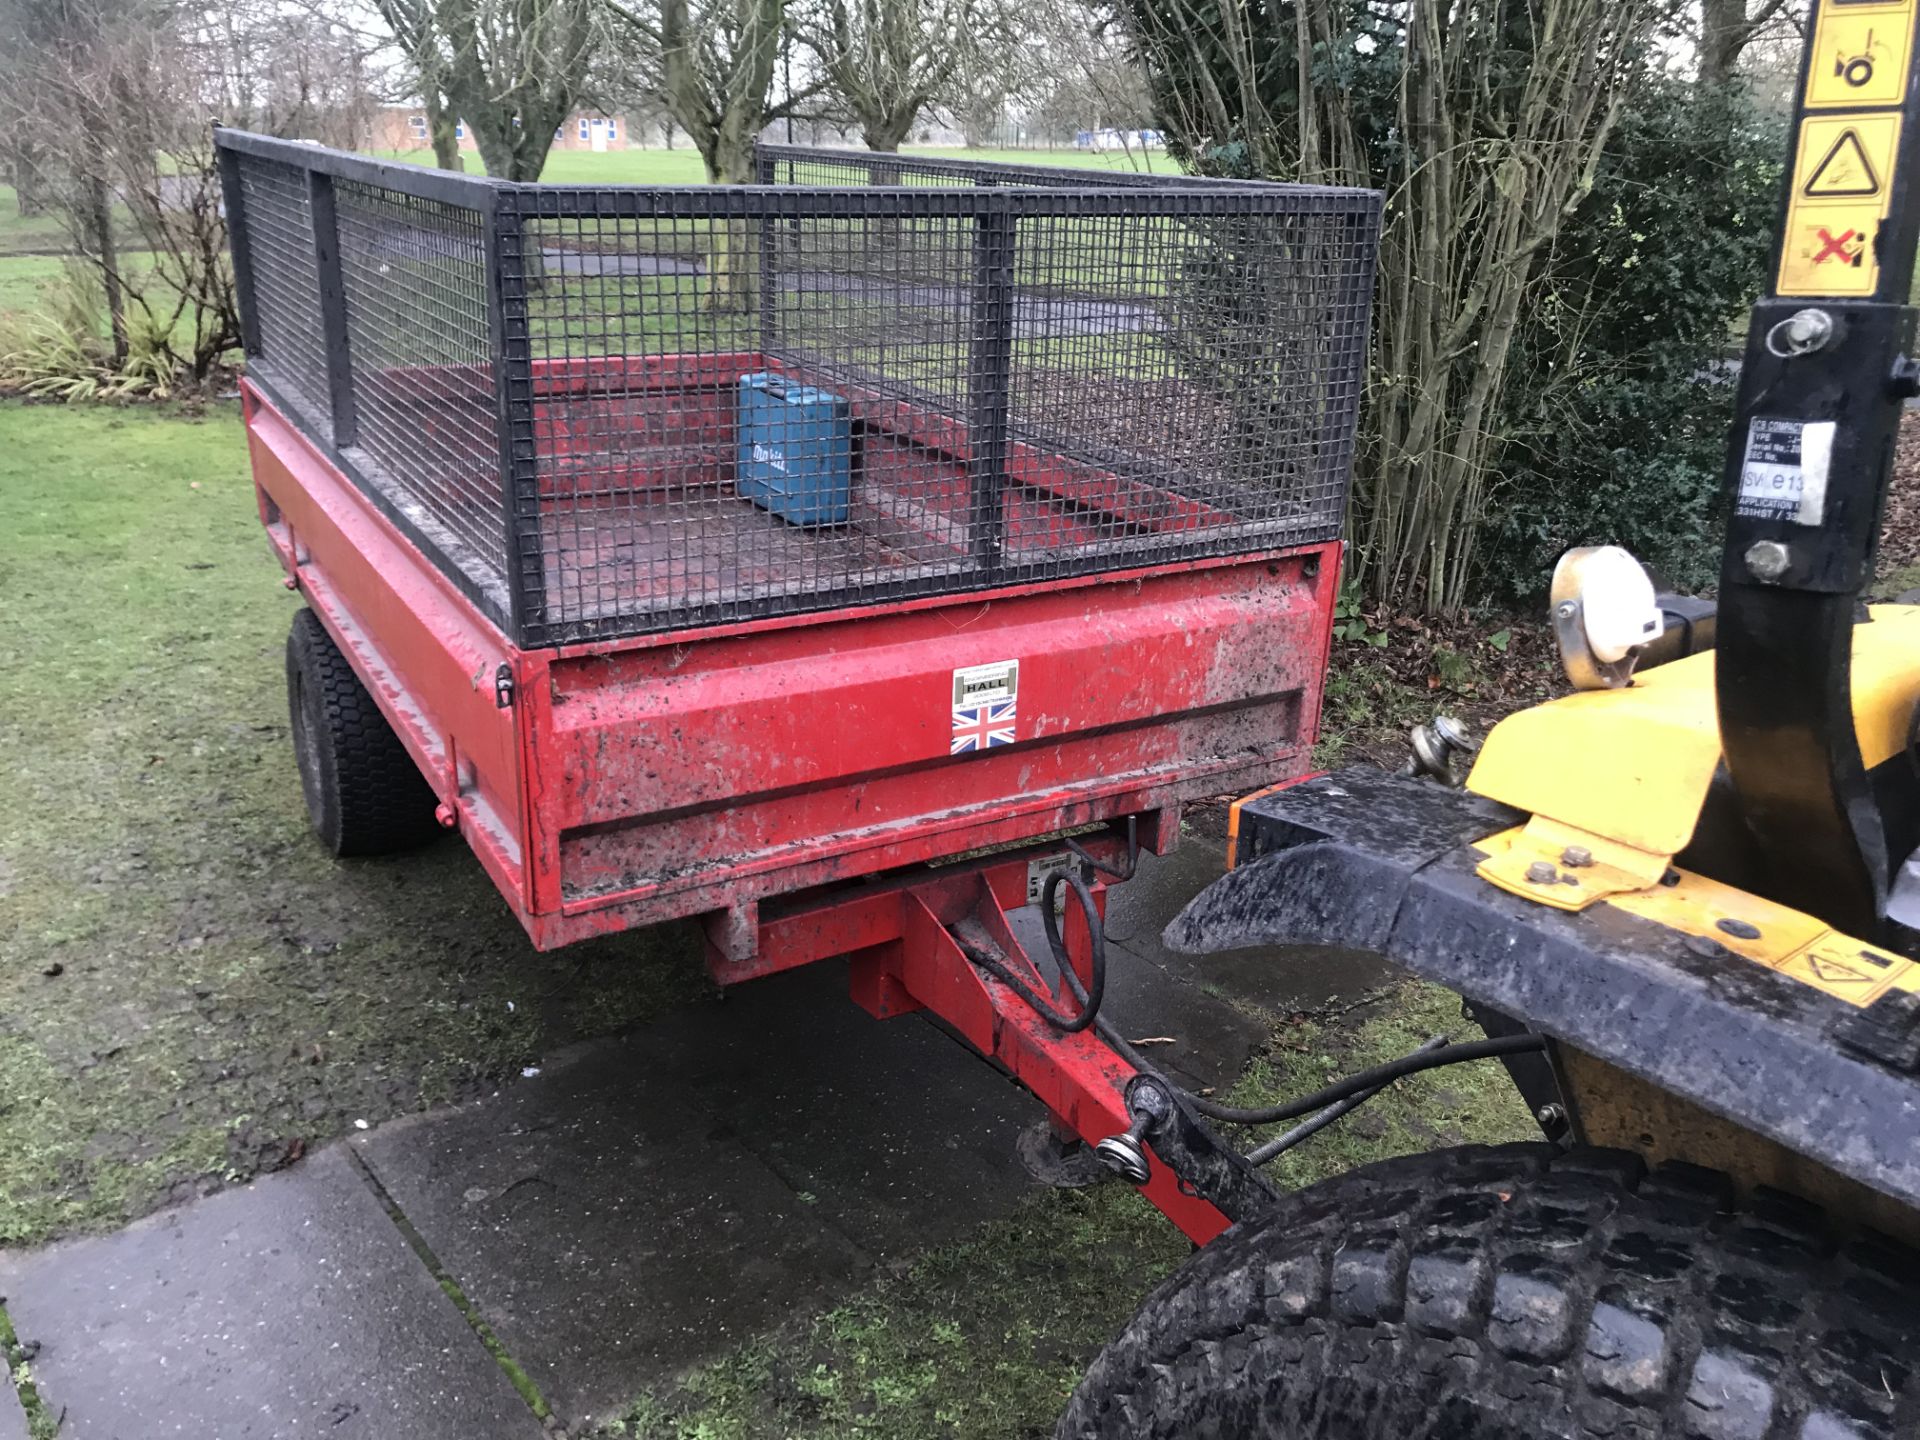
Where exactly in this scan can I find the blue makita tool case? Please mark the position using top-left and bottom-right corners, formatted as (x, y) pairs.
(736, 373), (853, 526)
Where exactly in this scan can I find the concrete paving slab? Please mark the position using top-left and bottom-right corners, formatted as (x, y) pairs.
(0, 1146), (543, 1440)
(0, 1377), (27, 1440)
(681, 971), (1041, 1254)
(0, 843), (1319, 1438)
(355, 963), (1040, 1425)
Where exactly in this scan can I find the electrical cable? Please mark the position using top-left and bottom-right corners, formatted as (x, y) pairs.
(955, 860), (1548, 1173)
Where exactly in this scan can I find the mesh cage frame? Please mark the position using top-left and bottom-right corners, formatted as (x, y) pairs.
(218, 131), (1380, 651)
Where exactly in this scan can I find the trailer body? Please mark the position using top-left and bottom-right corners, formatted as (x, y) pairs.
(222, 136), (1376, 959)
(247, 372), (1338, 952)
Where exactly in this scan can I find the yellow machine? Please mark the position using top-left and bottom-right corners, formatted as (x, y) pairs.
(1055, 0), (1920, 1433)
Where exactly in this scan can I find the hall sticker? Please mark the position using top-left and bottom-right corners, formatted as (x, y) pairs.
(1778, 111), (1902, 296)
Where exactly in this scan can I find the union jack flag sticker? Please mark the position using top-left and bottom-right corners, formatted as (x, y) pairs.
(951, 701), (1017, 754)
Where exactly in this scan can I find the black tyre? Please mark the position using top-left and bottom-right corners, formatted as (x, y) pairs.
(1060, 1143), (1920, 1439)
(285, 608), (439, 857)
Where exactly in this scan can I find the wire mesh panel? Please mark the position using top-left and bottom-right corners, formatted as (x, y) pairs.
(756, 144), (1186, 189)
(229, 156), (332, 435)
(333, 182), (505, 597)
(219, 132), (1380, 650)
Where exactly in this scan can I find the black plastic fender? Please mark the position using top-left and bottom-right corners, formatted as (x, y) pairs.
(1169, 768), (1920, 1210)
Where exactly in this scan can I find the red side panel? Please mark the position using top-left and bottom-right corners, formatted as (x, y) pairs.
(241, 384), (528, 908)
(519, 549), (1336, 945)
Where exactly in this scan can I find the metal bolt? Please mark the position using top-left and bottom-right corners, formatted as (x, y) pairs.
(282, 575), (299, 591)
(434, 802), (457, 829)
(1746, 540), (1792, 582)
(1525, 860), (1559, 885)
(1716, 917), (1763, 941)
(1535, 1103), (1567, 1129)
(1092, 1128), (1151, 1185)
(1432, 715), (1478, 754)
(1554, 600), (1579, 621)
(1560, 845), (1594, 869)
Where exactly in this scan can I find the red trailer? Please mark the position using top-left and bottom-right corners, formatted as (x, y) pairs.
(217, 132), (1378, 1246)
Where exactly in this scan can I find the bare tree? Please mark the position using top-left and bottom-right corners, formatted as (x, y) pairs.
(1700, 0), (1798, 87)
(0, 0), (135, 359)
(0, 0), (255, 384)
(798, 0), (1003, 151)
(200, 3), (383, 147)
(1132, 0), (1667, 613)
(1024, 7), (1152, 148)
(608, 0), (824, 182)
(374, 0), (606, 179)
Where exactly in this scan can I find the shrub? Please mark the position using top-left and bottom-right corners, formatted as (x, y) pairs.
(0, 263), (176, 401)
(1479, 80), (1784, 599)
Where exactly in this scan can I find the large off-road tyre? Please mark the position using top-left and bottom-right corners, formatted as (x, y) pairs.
(1059, 1143), (1920, 1439)
(285, 608), (439, 857)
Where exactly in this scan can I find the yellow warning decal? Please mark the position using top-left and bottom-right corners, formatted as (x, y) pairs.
(1806, 0), (1918, 109)
(1591, 860), (1920, 1009)
(1778, 111), (1903, 297)
(1804, 126), (1883, 194)
(1779, 941), (1909, 1004)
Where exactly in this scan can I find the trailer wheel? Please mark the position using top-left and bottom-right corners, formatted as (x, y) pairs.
(1059, 1143), (1920, 1439)
(285, 608), (439, 857)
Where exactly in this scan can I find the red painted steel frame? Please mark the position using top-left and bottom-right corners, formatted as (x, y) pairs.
(735, 835), (1231, 1244)
(243, 372), (1342, 958)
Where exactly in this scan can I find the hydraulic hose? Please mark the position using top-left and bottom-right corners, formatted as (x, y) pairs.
(1243, 1034), (1449, 1165)
(1186, 1033), (1549, 1126)
(959, 866), (1106, 1033)
(955, 861), (1549, 1177)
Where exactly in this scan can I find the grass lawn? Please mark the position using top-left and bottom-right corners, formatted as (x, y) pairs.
(0, 400), (712, 1245)
(371, 144), (1180, 185)
(0, 187), (75, 258)
(0, 255), (65, 318)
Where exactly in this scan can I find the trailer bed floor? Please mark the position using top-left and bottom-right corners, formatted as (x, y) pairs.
(538, 484), (966, 626)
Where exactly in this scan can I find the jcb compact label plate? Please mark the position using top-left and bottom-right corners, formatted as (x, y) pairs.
(1806, 0), (1917, 109)
(1778, 112), (1903, 296)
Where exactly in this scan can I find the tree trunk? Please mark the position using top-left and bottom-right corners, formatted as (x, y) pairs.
(88, 167), (127, 366)
(468, 116), (550, 182)
(423, 89), (464, 172)
(703, 129), (760, 312)
(861, 108), (918, 151)
(1700, 0), (1750, 87)
(11, 149), (46, 216)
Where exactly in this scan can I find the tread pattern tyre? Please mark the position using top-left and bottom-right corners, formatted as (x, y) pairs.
(1059, 1143), (1920, 1439)
(285, 608), (440, 857)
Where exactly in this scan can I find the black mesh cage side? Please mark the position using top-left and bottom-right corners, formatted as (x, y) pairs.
(753, 144), (1210, 190)
(218, 133), (1380, 651)
(234, 157), (331, 434)
(333, 182), (506, 597)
